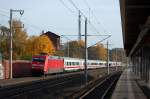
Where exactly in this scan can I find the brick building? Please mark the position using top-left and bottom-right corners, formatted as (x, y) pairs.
(42, 31), (60, 50)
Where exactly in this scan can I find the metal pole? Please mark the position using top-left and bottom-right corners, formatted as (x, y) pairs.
(67, 41), (69, 57)
(115, 48), (117, 71)
(78, 10), (81, 41)
(84, 18), (88, 84)
(9, 9), (13, 79)
(107, 40), (109, 74)
(9, 9), (24, 79)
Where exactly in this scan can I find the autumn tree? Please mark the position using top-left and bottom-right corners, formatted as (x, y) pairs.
(88, 43), (107, 60)
(0, 20), (56, 60)
(0, 20), (28, 60)
(12, 20), (28, 59)
(97, 44), (107, 60)
(20, 36), (38, 60)
(64, 40), (84, 58)
(54, 50), (65, 57)
(109, 48), (127, 63)
(31, 35), (55, 55)
(0, 26), (10, 59)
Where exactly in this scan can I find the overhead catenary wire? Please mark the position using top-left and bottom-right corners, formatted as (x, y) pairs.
(59, 0), (76, 16)
(82, 0), (112, 43)
(0, 11), (43, 32)
(82, 0), (110, 34)
(0, 12), (9, 18)
(0, 9), (9, 13)
(0, 12), (10, 27)
(68, 0), (79, 12)
(68, 0), (110, 37)
(88, 35), (111, 47)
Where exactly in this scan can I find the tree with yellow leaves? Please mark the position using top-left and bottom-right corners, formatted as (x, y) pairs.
(12, 20), (28, 59)
(33, 35), (55, 55)
(88, 43), (107, 60)
(0, 20), (56, 60)
(96, 44), (107, 60)
(64, 40), (84, 58)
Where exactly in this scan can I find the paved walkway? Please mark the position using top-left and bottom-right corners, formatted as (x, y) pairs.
(111, 69), (147, 99)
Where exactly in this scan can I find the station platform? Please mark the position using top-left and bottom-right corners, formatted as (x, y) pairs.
(111, 69), (147, 99)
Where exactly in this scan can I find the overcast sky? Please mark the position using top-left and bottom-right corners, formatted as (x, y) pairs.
(0, 0), (123, 48)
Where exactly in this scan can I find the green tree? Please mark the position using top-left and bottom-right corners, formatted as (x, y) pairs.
(0, 26), (10, 59)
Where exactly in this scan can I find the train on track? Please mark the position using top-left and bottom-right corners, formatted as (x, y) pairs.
(31, 55), (122, 75)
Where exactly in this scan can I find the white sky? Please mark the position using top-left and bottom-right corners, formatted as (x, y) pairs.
(0, 0), (123, 48)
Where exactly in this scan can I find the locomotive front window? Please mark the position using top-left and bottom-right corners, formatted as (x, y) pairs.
(32, 58), (45, 63)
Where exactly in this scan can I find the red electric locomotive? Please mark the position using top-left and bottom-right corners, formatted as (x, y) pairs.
(31, 55), (64, 75)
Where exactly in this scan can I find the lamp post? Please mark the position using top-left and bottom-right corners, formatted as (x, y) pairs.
(9, 9), (24, 79)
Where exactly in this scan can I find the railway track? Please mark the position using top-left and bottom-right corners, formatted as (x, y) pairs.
(0, 73), (85, 99)
(0, 68), (122, 99)
(69, 71), (122, 99)
(0, 67), (120, 87)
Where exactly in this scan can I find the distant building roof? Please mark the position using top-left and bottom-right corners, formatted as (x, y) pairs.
(43, 31), (60, 38)
(42, 31), (60, 50)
